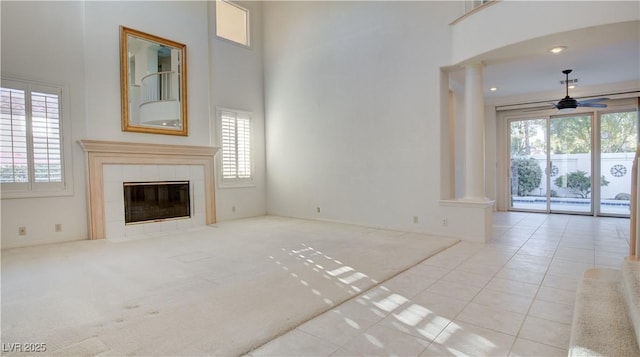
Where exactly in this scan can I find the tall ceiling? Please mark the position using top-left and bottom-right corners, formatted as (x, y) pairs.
(450, 20), (640, 106)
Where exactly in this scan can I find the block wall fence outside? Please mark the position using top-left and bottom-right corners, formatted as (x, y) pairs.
(523, 153), (635, 199)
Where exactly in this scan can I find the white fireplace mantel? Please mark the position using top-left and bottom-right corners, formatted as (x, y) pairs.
(79, 140), (219, 239)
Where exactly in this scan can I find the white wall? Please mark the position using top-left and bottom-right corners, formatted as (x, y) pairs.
(210, 1), (267, 220)
(1, 1), (88, 248)
(1, 1), (267, 248)
(83, 1), (211, 144)
(263, 1), (460, 233)
(451, 0), (640, 65)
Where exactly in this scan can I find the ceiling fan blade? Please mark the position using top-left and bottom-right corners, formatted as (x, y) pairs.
(578, 102), (607, 108)
(522, 103), (557, 112)
(578, 97), (609, 104)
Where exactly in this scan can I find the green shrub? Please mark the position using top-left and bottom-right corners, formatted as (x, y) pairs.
(554, 170), (609, 198)
(512, 157), (542, 196)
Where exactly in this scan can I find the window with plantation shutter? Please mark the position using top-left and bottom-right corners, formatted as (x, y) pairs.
(1, 78), (67, 196)
(219, 108), (252, 185)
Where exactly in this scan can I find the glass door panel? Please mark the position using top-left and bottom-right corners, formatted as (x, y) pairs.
(549, 115), (593, 213)
(509, 119), (548, 211)
(600, 111), (638, 216)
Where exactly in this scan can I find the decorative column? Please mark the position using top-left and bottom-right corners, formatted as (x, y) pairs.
(464, 62), (487, 201)
(439, 62), (494, 243)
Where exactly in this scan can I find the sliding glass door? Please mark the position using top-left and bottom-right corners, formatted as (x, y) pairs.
(599, 110), (638, 216)
(549, 114), (593, 213)
(509, 118), (548, 212)
(508, 110), (635, 217)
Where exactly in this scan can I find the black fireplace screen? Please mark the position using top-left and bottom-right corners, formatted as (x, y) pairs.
(124, 181), (190, 224)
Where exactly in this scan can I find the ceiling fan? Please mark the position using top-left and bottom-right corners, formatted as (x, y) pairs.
(552, 69), (608, 111)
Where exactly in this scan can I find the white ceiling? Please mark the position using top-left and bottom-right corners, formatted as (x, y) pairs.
(450, 20), (640, 106)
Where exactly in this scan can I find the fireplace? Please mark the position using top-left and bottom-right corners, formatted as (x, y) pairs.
(124, 181), (191, 224)
(79, 140), (219, 239)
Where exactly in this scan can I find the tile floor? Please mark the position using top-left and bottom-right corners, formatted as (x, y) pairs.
(250, 212), (632, 356)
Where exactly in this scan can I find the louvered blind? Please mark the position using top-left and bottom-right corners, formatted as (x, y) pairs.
(31, 91), (62, 182)
(0, 87), (29, 183)
(1, 80), (63, 192)
(221, 110), (251, 182)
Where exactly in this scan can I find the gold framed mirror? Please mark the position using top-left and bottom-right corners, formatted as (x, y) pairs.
(120, 26), (188, 136)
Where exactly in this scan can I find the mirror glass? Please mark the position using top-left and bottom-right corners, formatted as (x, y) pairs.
(120, 26), (187, 136)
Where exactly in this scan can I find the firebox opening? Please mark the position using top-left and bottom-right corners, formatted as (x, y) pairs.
(124, 181), (191, 224)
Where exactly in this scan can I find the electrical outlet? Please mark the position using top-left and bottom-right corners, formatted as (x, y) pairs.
(413, 216), (419, 224)
(55, 224), (62, 232)
(18, 226), (26, 236)
(232, 206), (236, 213)
(442, 218), (448, 227)
(316, 207), (321, 213)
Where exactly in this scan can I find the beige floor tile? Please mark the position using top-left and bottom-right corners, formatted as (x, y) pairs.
(546, 259), (594, 279)
(411, 290), (469, 320)
(528, 299), (574, 325)
(252, 329), (339, 357)
(558, 239), (593, 250)
(456, 302), (526, 336)
(379, 304), (452, 342)
(516, 246), (557, 258)
(440, 268), (495, 289)
(381, 273), (437, 299)
(554, 247), (594, 263)
(297, 301), (385, 346)
(508, 338), (567, 357)
(485, 277), (540, 298)
(535, 286), (576, 306)
(471, 289), (533, 314)
(494, 267), (545, 285)
(425, 280), (482, 302)
(332, 324), (430, 357)
(502, 258), (550, 274)
(455, 259), (505, 275)
(518, 316), (571, 350)
(541, 273), (579, 292)
(426, 320), (515, 357)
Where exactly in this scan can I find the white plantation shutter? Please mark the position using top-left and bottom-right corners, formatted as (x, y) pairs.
(220, 109), (252, 184)
(236, 114), (251, 178)
(0, 86), (29, 184)
(1, 79), (64, 193)
(31, 90), (62, 183)
(221, 111), (237, 179)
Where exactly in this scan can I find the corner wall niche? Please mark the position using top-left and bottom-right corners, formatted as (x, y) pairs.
(79, 140), (219, 239)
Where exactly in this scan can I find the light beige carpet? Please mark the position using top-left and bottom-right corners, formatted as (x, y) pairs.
(1, 216), (459, 356)
(569, 268), (640, 357)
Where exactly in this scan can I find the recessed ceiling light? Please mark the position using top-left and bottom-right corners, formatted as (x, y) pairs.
(549, 46), (567, 54)
(568, 85), (576, 89)
(489, 87), (497, 91)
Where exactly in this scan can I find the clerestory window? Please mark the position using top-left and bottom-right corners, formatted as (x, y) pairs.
(215, 0), (250, 47)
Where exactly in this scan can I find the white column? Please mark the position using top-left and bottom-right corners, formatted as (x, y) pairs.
(464, 63), (486, 201)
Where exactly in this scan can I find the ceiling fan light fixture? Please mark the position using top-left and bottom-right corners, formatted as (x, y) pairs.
(549, 46), (567, 54)
(558, 107), (576, 114)
(557, 96), (578, 110)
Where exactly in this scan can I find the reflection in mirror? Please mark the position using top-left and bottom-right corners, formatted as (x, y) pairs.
(120, 26), (187, 136)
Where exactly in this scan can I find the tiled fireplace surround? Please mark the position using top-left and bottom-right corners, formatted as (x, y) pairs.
(79, 140), (219, 239)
